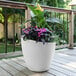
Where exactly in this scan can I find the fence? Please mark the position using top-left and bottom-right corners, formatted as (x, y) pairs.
(0, 0), (76, 58)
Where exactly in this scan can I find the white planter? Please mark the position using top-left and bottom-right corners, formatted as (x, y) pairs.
(21, 38), (55, 72)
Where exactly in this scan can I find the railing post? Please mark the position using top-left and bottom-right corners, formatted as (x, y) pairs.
(4, 8), (8, 53)
(25, 8), (31, 28)
(68, 11), (74, 49)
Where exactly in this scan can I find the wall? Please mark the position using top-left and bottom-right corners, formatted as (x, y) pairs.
(0, 23), (4, 39)
(0, 23), (21, 39)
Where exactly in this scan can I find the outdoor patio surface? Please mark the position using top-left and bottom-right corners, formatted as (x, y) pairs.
(0, 48), (76, 76)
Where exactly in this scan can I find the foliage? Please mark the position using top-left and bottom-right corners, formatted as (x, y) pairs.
(0, 7), (25, 39)
(22, 26), (54, 44)
(11, 0), (69, 8)
(0, 43), (21, 53)
(21, 3), (62, 44)
(0, 0), (71, 44)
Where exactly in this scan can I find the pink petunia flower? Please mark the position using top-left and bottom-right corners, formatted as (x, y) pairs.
(35, 26), (37, 28)
(22, 29), (25, 31)
(38, 32), (41, 37)
(40, 28), (47, 33)
(24, 30), (29, 34)
(36, 29), (40, 31)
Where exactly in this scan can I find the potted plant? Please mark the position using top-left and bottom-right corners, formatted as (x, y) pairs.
(21, 3), (62, 72)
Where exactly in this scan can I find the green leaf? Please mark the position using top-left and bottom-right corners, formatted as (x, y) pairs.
(27, 4), (44, 16)
(46, 18), (63, 25)
(19, 19), (31, 28)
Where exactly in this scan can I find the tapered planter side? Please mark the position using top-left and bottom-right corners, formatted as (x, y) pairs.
(21, 38), (55, 72)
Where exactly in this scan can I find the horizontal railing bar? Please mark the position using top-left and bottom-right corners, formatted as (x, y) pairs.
(0, 0), (27, 9)
(42, 6), (71, 13)
(0, 0), (76, 14)
(0, 44), (68, 58)
(0, 5), (26, 9)
(0, 51), (22, 59)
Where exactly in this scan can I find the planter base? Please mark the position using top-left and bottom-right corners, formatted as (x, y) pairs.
(27, 66), (49, 72)
(25, 63), (50, 72)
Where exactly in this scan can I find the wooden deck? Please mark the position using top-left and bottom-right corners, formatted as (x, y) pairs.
(0, 48), (76, 76)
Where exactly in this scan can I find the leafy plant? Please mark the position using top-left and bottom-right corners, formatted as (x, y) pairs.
(20, 3), (62, 44)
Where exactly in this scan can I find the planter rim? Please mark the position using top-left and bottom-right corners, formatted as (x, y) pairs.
(21, 38), (56, 44)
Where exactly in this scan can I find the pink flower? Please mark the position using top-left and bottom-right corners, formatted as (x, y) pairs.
(38, 32), (41, 37)
(22, 29), (25, 31)
(36, 29), (40, 31)
(24, 30), (29, 34)
(27, 29), (30, 31)
(42, 28), (47, 32)
(40, 28), (47, 33)
(37, 28), (47, 37)
(35, 26), (37, 28)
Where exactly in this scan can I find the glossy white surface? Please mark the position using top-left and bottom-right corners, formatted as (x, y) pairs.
(21, 38), (55, 72)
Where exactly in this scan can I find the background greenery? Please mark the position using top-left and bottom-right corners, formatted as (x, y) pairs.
(0, 0), (74, 53)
